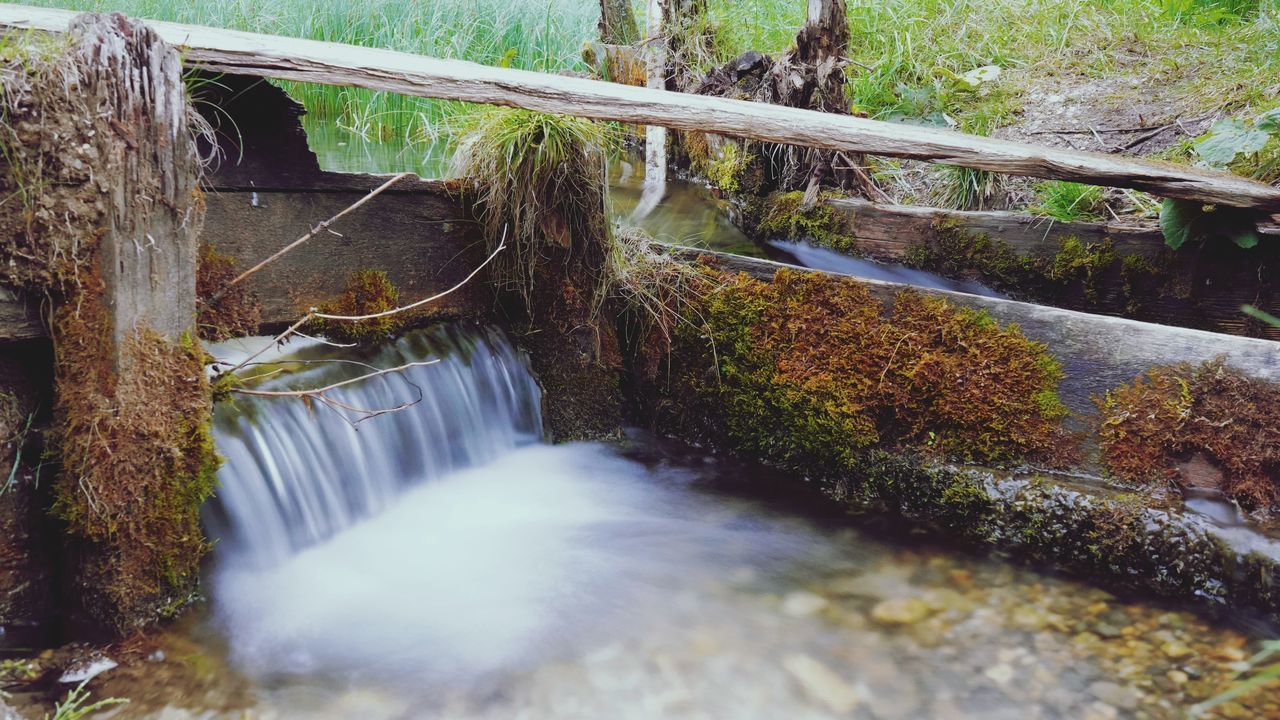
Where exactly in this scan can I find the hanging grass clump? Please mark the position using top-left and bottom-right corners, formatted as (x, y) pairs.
(450, 107), (614, 313)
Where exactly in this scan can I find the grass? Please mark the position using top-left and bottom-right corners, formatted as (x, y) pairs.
(43, 680), (127, 720)
(26, 0), (600, 142)
(28, 0), (1280, 151)
(1033, 181), (1108, 221)
(449, 107), (613, 306)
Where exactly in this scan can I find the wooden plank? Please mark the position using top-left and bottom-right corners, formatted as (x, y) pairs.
(825, 197), (1168, 258)
(825, 198), (1280, 259)
(664, 245), (1280, 416)
(3, 5), (1279, 211)
(202, 178), (488, 328)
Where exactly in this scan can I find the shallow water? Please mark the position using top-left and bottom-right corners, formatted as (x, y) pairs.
(45, 325), (1268, 720)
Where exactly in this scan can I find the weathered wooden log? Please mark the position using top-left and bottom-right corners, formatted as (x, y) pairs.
(4, 5), (1278, 211)
(825, 197), (1169, 258)
(824, 197), (1280, 258)
(794, 197), (1280, 341)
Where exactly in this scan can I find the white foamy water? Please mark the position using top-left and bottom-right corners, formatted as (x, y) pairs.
(211, 442), (814, 687)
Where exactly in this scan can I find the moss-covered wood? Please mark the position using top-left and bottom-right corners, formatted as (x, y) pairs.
(0, 13), (217, 635)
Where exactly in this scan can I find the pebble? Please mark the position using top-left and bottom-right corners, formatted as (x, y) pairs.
(1009, 606), (1052, 631)
(920, 588), (973, 615)
(782, 591), (829, 617)
(1161, 640), (1193, 660)
(1082, 701), (1120, 720)
(58, 655), (117, 684)
(1088, 681), (1142, 711)
(782, 654), (860, 715)
(1166, 670), (1189, 685)
(870, 597), (931, 626)
(984, 663), (1016, 685)
(1092, 623), (1124, 639)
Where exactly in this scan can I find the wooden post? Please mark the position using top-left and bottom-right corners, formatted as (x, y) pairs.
(637, 0), (668, 219)
(598, 0), (639, 45)
(0, 12), (215, 636)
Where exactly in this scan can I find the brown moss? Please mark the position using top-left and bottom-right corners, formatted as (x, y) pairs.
(195, 244), (262, 342)
(52, 271), (219, 635)
(692, 268), (1068, 468)
(303, 269), (404, 344)
(1097, 360), (1280, 514)
(1097, 365), (1193, 485)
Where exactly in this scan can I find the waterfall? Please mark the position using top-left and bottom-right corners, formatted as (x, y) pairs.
(205, 324), (543, 568)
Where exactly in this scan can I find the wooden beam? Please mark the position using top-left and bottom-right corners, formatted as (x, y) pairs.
(3, 5), (1279, 211)
(825, 197), (1170, 258)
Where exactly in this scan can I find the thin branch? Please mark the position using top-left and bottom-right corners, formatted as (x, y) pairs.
(223, 172), (414, 289)
(230, 360), (439, 397)
(221, 314), (315, 377)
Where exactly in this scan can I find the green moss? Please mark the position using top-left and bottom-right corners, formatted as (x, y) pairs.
(754, 191), (857, 252)
(689, 268), (1069, 469)
(1046, 237), (1119, 302)
(904, 222), (1039, 288)
(303, 269), (404, 344)
(704, 142), (750, 193)
(905, 224), (1145, 308)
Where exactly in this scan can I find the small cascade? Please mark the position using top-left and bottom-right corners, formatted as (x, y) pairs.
(205, 324), (543, 567)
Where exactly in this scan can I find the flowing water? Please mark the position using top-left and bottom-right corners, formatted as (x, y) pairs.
(46, 324), (1262, 720)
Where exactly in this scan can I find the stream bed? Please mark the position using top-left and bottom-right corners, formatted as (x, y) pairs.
(28, 324), (1271, 720)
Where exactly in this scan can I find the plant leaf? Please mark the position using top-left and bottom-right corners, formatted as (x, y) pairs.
(1256, 107), (1280, 133)
(1232, 229), (1260, 249)
(1160, 198), (1200, 250)
(1194, 119), (1272, 168)
(1161, 199), (1266, 251)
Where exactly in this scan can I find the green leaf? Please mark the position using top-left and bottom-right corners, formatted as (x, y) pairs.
(1160, 199), (1266, 251)
(1257, 107), (1280, 133)
(1194, 119), (1272, 168)
(1232, 229), (1260, 249)
(1242, 305), (1280, 328)
(1160, 199), (1200, 250)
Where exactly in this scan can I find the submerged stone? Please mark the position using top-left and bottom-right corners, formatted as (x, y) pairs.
(870, 597), (931, 626)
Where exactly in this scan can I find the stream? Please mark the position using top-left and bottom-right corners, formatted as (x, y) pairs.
(17, 128), (1272, 720)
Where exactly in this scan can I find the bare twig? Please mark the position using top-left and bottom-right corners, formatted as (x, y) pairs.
(223, 172), (414, 289)
(230, 361), (437, 397)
